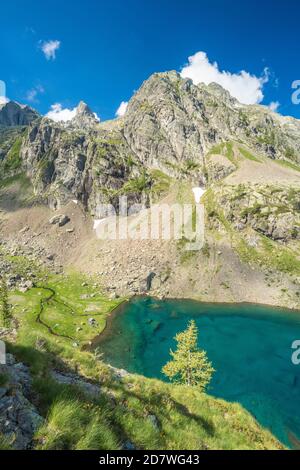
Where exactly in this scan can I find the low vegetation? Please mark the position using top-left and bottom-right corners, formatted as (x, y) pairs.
(203, 186), (300, 277)
(150, 169), (173, 200)
(274, 159), (300, 173)
(3, 136), (23, 171)
(238, 146), (261, 163)
(0, 276), (11, 328)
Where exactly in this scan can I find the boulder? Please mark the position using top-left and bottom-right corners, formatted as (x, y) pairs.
(49, 214), (70, 227)
(139, 272), (156, 293)
(58, 215), (70, 227)
(0, 354), (43, 449)
(51, 370), (100, 398)
(19, 226), (29, 234)
(18, 280), (33, 293)
(88, 317), (97, 327)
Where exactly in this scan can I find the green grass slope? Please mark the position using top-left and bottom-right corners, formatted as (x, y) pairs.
(1, 269), (284, 450)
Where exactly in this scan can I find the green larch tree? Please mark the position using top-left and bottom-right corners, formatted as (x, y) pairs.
(162, 320), (214, 390)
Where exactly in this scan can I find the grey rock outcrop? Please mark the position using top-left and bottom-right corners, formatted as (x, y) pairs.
(50, 370), (101, 398)
(215, 184), (300, 242)
(206, 153), (236, 181)
(139, 272), (156, 292)
(69, 101), (99, 129)
(49, 214), (70, 227)
(0, 354), (43, 449)
(20, 110), (145, 212)
(0, 101), (39, 127)
(123, 71), (300, 172)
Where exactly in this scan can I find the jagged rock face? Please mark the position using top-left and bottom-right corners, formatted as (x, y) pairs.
(21, 118), (145, 212)
(5, 71), (300, 211)
(215, 184), (300, 241)
(124, 71), (300, 168)
(69, 101), (99, 128)
(0, 101), (39, 127)
(0, 354), (43, 449)
(124, 71), (215, 177)
(206, 154), (236, 181)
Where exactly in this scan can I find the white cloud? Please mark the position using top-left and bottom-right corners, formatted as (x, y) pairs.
(46, 102), (100, 122)
(268, 101), (280, 112)
(46, 103), (77, 122)
(40, 40), (61, 60)
(115, 101), (128, 117)
(26, 84), (44, 103)
(180, 51), (269, 105)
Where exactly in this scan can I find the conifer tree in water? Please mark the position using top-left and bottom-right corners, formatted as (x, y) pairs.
(162, 320), (214, 390)
(0, 276), (11, 328)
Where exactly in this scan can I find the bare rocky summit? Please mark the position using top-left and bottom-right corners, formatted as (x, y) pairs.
(0, 101), (39, 127)
(14, 71), (300, 214)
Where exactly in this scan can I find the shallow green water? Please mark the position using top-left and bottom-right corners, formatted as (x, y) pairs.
(97, 297), (300, 446)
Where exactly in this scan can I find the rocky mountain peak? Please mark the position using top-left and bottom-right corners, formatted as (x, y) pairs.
(5, 68), (300, 219)
(69, 101), (99, 129)
(76, 101), (94, 117)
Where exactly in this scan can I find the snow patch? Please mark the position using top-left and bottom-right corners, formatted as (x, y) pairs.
(192, 187), (206, 203)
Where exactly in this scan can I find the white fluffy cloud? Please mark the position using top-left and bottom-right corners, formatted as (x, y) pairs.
(180, 51), (269, 105)
(268, 101), (280, 112)
(115, 101), (128, 117)
(46, 103), (77, 122)
(40, 40), (61, 60)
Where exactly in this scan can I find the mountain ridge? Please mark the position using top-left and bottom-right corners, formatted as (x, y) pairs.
(1, 71), (296, 215)
(0, 100), (39, 127)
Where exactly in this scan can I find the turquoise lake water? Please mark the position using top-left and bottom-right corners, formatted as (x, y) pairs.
(97, 297), (300, 447)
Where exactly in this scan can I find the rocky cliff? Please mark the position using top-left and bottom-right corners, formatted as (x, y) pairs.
(0, 101), (39, 127)
(0, 70), (299, 308)
(0, 354), (43, 449)
(7, 71), (298, 213)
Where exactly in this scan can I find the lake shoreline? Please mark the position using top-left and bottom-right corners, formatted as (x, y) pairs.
(90, 294), (300, 350)
(92, 296), (300, 448)
(88, 298), (130, 350)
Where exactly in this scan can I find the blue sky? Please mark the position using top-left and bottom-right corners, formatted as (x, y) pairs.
(1, 0), (300, 120)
